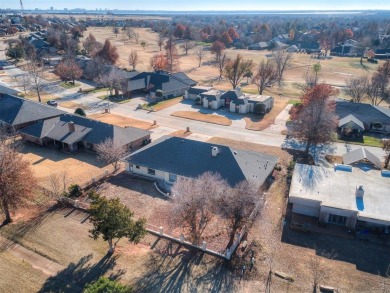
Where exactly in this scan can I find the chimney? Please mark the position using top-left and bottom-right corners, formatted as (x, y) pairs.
(355, 185), (364, 198)
(68, 121), (75, 132)
(211, 146), (219, 157)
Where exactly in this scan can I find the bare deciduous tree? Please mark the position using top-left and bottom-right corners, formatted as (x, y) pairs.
(216, 52), (230, 81)
(13, 73), (30, 94)
(156, 34), (165, 51)
(134, 32), (140, 44)
(252, 59), (278, 94)
(48, 173), (62, 198)
(345, 76), (369, 103)
(223, 54), (253, 89)
(95, 138), (128, 171)
(125, 27), (135, 43)
(272, 50), (293, 86)
(181, 40), (195, 55)
(25, 59), (46, 103)
(113, 27), (119, 37)
(217, 181), (262, 247)
(195, 46), (206, 67)
(171, 172), (227, 244)
(95, 68), (126, 96)
(309, 250), (337, 292)
(0, 126), (37, 224)
(128, 50), (139, 71)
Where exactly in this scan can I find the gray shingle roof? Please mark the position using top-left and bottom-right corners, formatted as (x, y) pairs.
(343, 147), (382, 169)
(124, 136), (279, 188)
(220, 90), (244, 101)
(338, 114), (365, 130)
(21, 113), (151, 146)
(0, 94), (65, 127)
(335, 102), (390, 128)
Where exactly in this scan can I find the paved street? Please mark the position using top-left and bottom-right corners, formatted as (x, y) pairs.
(0, 54), (386, 159)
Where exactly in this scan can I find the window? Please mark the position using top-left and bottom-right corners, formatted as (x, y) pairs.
(169, 173), (177, 182)
(147, 168), (155, 175)
(135, 165), (140, 169)
(328, 214), (347, 226)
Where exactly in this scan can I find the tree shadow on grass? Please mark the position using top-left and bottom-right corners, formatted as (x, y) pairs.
(133, 241), (236, 293)
(0, 205), (58, 252)
(38, 253), (126, 293)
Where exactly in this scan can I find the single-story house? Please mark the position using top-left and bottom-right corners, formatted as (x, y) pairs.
(343, 147), (382, 170)
(21, 113), (151, 153)
(335, 101), (390, 133)
(330, 45), (359, 57)
(248, 42), (269, 50)
(289, 163), (390, 230)
(220, 89), (245, 108)
(201, 90), (223, 110)
(287, 45), (299, 53)
(338, 114), (365, 132)
(124, 136), (279, 189)
(246, 95), (274, 114)
(185, 86), (213, 100)
(298, 42), (321, 54)
(125, 71), (197, 99)
(0, 94), (64, 130)
(375, 49), (390, 60)
(228, 94), (274, 114)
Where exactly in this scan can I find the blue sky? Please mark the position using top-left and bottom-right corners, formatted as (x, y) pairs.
(8, 0), (390, 10)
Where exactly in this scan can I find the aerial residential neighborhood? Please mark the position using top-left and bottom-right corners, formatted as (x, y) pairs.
(0, 2), (390, 293)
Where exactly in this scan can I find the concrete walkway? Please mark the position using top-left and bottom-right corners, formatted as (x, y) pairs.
(0, 236), (64, 276)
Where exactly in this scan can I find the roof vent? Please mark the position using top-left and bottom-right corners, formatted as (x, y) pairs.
(212, 146), (219, 157)
(234, 151), (237, 155)
(356, 185), (364, 198)
(68, 121), (75, 132)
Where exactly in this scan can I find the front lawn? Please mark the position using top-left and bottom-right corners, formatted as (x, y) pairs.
(171, 111), (232, 126)
(59, 82), (80, 89)
(97, 94), (132, 104)
(337, 135), (383, 148)
(141, 96), (183, 111)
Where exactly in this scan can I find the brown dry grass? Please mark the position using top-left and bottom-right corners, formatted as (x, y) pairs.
(152, 97), (184, 111)
(22, 91), (58, 103)
(58, 101), (85, 109)
(0, 251), (49, 292)
(19, 142), (111, 190)
(325, 155), (343, 164)
(88, 113), (156, 130)
(171, 111), (232, 126)
(169, 130), (193, 138)
(244, 97), (289, 131)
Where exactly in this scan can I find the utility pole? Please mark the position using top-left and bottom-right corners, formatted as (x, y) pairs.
(20, 0), (24, 16)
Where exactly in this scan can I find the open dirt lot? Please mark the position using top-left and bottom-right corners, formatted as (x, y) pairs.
(88, 112), (156, 130)
(19, 142), (111, 189)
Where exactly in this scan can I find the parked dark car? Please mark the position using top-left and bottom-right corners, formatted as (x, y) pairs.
(47, 100), (58, 107)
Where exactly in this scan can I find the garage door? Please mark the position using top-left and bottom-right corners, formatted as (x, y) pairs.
(292, 203), (319, 217)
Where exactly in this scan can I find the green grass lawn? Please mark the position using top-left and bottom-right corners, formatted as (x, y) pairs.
(288, 99), (301, 104)
(60, 82), (80, 89)
(97, 94), (132, 104)
(337, 136), (383, 148)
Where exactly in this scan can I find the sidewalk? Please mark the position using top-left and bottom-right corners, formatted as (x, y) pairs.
(0, 236), (64, 276)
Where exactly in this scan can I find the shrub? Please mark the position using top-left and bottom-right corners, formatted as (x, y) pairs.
(155, 89), (163, 98)
(74, 108), (86, 117)
(287, 160), (295, 172)
(68, 184), (82, 198)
